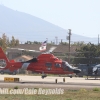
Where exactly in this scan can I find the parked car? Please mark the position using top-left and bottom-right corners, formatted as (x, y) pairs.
(0, 69), (18, 75)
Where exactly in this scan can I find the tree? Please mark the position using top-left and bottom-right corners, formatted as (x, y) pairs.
(15, 39), (19, 46)
(10, 36), (16, 47)
(0, 33), (19, 51)
(9, 36), (19, 47)
(75, 42), (100, 64)
(0, 33), (7, 51)
(72, 41), (86, 46)
(25, 41), (41, 44)
(59, 42), (69, 45)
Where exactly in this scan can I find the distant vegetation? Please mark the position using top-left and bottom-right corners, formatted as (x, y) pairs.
(0, 33), (19, 51)
(25, 41), (41, 44)
(55, 42), (100, 64)
(75, 42), (100, 64)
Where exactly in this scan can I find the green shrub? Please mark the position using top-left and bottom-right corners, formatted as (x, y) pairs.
(93, 88), (100, 91)
(14, 86), (19, 89)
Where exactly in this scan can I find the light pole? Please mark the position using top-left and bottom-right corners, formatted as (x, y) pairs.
(55, 36), (58, 45)
(68, 29), (71, 63)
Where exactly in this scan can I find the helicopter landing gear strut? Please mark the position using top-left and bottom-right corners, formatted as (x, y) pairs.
(41, 74), (47, 79)
(41, 72), (47, 79)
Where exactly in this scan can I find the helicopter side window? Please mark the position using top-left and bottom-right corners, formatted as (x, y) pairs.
(45, 62), (52, 71)
(55, 63), (61, 67)
(45, 62), (52, 67)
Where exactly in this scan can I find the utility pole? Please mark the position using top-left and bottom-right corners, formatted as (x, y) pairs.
(46, 38), (48, 42)
(98, 34), (99, 46)
(61, 39), (63, 44)
(68, 29), (71, 63)
(98, 34), (99, 55)
(55, 36), (58, 45)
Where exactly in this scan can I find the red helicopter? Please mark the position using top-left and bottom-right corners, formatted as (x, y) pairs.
(0, 47), (81, 78)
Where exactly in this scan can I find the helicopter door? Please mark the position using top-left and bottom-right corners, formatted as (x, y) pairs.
(45, 62), (52, 71)
(54, 63), (62, 73)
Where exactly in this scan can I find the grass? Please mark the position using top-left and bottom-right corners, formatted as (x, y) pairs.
(0, 88), (100, 100)
(14, 86), (19, 89)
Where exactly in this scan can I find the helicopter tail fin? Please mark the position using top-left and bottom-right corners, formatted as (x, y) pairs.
(0, 47), (10, 68)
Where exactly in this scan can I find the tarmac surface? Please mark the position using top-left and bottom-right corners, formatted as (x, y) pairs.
(0, 75), (100, 90)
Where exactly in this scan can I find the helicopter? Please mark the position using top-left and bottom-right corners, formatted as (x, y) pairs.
(0, 46), (81, 78)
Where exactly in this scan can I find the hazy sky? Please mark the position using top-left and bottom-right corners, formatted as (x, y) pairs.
(0, 0), (100, 38)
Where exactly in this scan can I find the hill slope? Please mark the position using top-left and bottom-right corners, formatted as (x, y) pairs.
(0, 5), (98, 44)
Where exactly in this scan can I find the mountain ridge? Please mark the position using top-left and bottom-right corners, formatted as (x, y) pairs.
(0, 5), (98, 44)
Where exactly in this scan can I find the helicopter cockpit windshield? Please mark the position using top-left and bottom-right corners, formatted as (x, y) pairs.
(65, 62), (73, 69)
(62, 61), (81, 73)
(62, 61), (74, 71)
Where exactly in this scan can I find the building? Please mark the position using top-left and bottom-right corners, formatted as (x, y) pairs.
(6, 44), (79, 60)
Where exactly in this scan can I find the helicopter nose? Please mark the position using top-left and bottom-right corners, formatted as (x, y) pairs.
(73, 69), (81, 74)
